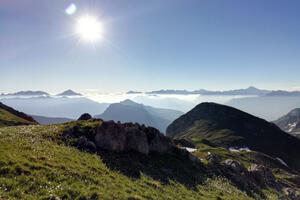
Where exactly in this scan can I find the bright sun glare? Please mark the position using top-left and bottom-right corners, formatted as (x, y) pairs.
(76, 15), (103, 42)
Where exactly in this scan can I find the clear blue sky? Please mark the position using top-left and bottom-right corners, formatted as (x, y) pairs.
(1, 0), (300, 93)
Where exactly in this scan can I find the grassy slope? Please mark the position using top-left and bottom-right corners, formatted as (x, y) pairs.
(0, 122), (264, 200)
(192, 141), (300, 196)
(0, 108), (36, 127)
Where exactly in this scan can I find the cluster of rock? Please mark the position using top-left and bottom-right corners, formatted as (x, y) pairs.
(63, 115), (175, 155)
(206, 155), (300, 199)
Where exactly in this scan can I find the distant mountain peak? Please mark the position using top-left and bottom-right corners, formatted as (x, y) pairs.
(5, 90), (49, 96)
(126, 91), (142, 94)
(57, 89), (82, 96)
(266, 90), (300, 96)
(94, 99), (183, 133)
(120, 99), (140, 106)
(274, 108), (300, 135)
(246, 86), (259, 90)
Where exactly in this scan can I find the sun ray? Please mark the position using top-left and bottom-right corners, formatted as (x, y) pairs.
(75, 15), (103, 42)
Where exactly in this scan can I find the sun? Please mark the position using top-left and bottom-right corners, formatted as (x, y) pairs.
(76, 15), (103, 42)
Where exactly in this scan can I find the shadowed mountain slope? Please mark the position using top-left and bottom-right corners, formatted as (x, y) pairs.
(0, 102), (37, 127)
(274, 108), (300, 138)
(95, 99), (183, 133)
(166, 102), (300, 171)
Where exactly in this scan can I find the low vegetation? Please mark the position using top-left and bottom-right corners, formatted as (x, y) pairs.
(0, 102), (37, 128)
(0, 121), (290, 200)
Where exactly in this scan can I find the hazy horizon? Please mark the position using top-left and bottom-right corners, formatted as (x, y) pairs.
(1, 0), (300, 93)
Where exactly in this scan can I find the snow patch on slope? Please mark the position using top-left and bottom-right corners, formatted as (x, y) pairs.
(228, 147), (251, 152)
(181, 147), (197, 152)
(276, 157), (288, 167)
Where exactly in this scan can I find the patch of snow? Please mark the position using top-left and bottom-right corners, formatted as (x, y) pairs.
(181, 147), (197, 152)
(228, 147), (251, 152)
(287, 122), (297, 133)
(276, 157), (288, 167)
(228, 147), (240, 152)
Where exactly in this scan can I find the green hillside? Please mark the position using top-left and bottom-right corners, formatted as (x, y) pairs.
(1, 119), (297, 200)
(166, 103), (300, 172)
(0, 102), (37, 127)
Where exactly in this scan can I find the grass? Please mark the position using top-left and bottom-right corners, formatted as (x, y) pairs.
(0, 121), (295, 200)
(0, 108), (36, 127)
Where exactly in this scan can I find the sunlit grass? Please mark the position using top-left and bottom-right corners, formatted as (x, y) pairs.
(0, 122), (286, 200)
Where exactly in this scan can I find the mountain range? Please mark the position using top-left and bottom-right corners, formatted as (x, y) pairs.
(0, 89), (82, 97)
(226, 95), (300, 121)
(274, 108), (300, 138)
(95, 99), (183, 133)
(265, 90), (300, 96)
(0, 96), (109, 119)
(141, 86), (271, 95)
(1, 90), (50, 96)
(129, 86), (300, 97)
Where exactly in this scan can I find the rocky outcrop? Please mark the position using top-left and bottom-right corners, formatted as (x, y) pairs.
(206, 154), (221, 164)
(222, 159), (249, 185)
(216, 159), (296, 199)
(248, 164), (276, 186)
(124, 127), (149, 154)
(78, 113), (92, 120)
(143, 127), (174, 153)
(95, 121), (127, 152)
(63, 120), (175, 155)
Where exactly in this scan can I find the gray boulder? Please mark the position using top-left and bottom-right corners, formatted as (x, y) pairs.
(145, 127), (174, 153)
(248, 164), (277, 187)
(124, 127), (149, 154)
(206, 154), (221, 164)
(283, 187), (300, 200)
(95, 121), (127, 152)
(222, 159), (252, 190)
(78, 113), (92, 120)
(224, 159), (247, 173)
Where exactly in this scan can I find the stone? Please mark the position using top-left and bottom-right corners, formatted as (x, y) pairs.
(224, 159), (247, 173)
(283, 187), (299, 200)
(78, 113), (92, 120)
(85, 141), (97, 152)
(188, 153), (201, 163)
(77, 137), (97, 152)
(248, 164), (276, 186)
(206, 154), (221, 164)
(94, 121), (127, 152)
(222, 159), (251, 190)
(124, 127), (149, 154)
(145, 127), (174, 153)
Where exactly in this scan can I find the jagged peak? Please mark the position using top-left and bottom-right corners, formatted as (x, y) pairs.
(56, 89), (82, 96)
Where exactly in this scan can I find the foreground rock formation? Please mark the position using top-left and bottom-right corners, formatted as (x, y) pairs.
(63, 116), (175, 155)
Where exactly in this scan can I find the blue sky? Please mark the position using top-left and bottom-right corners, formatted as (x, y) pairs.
(1, 0), (300, 93)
